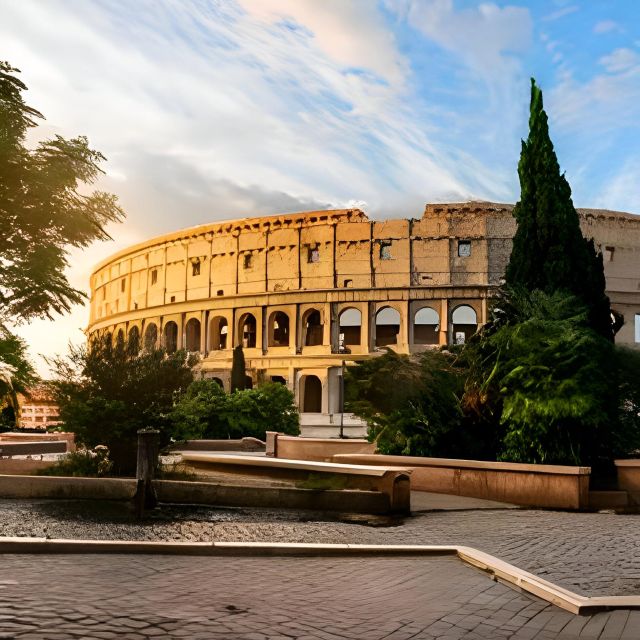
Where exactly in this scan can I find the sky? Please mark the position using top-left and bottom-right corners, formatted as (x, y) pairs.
(2, 0), (639, 375)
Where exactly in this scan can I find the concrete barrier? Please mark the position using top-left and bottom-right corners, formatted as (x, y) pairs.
(173, 437), (265, 452)
(181, 453), (411, 514)
(266, 432), (375, 461)
(333, 454), (591, 510)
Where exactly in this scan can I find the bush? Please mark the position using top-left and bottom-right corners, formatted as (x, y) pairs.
(344, 349), (483, 458)
(48, 333), (197, 475)
(170, 380), (299, 442)
(38, 445), (113, 477)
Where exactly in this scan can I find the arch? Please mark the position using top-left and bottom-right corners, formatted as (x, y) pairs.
(451, 305), (478, 345)
(303, 308), (323, 347)
(212, 377), (224, 389)
(128, 325), (141, 351)
(375, 306), (401, 347)
(271, 375), (287, 385)
(115, 328), (125, 347)
(144, 323), (158, 351)
(185, 318), (201, 352)
(301, 375), (322, 413)
(268, 311), (290, 347)
(339, 308), (361, 352)
(413, 307), (439, 345)
(163, 321), (178, 353)
(208, 316), (228, 351)
(237, 313), (257, 348)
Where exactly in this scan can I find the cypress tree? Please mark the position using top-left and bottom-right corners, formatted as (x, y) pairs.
(505, 79), (613, 340)
(230, 345), (246, 392)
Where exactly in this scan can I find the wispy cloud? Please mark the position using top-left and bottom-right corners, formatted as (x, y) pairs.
(594, 20), (623, 35)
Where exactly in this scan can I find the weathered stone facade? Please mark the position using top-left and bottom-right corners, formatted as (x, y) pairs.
(88, 202), (640, 422)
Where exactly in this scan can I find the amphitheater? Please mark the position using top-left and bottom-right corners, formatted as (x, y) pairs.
(89, 202), (640, 434)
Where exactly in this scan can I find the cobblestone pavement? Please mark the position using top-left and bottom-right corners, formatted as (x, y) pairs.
(1, 500), (640, 598)
(2, 554), (639, 639)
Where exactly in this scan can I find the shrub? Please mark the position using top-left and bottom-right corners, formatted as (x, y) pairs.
(170, 380), (299, 442)
(38, 445), (113, 477)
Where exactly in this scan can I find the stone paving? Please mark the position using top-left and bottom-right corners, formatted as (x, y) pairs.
(2, 553), (639, 639)
(1, 499), (640, 597)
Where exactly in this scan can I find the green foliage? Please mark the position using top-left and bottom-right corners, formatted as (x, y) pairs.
(345, 350), (479, 458)
(230, 345), (246, 392)
(465, 290), (616, 465)
(48, 334), (197, 475)
(38, 445), (113, 477)
(505, 79), (613, 340)
(170, 379), (299, 442)
(0, 325), (37, 396)
(0, 61), (124, 322)
(613, 347), (640, 456)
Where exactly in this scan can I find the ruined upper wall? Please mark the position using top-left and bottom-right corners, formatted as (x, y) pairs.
(89, 202), (640, 329)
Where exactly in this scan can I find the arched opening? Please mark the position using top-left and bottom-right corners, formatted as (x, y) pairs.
(144, 323), (158, 351)
(115, 329), (125, 347)
(339, 308), (361, 352)
(237, 313), (257, 348)
(301, 375), (322, 413)
(212, 377), (224, 389)
(413, 307), (439, 345)
(271, 376), (287, 385)
(208, 316), (228, 350)
(269, 311), (290, 347)
(451, 305), (478, 345)
(163, 321), (178, 353)
(303, 309), (323, 346)
(185, 318), (201, 352)
(128, 326), (141, 351)
(375, 307), (401, 347)
(244, 375), (254, 390)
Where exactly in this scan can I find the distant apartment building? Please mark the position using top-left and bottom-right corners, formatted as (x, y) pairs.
(17, 385), (62, 430)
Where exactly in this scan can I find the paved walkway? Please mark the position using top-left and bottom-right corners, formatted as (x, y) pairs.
(1, 499), (639, 598)
(1, 554), (637, 639)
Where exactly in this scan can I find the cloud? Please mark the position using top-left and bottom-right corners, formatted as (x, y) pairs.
(549, 47), (640, 131)
(400, 0), (533, 79)
(236, 0), (407, 85)
(594, 20), (623, 35)
(542, 5), (579, 22)
(592, 158), (640, 213)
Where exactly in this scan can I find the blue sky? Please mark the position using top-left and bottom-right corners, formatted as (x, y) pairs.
(1, 0), (639, 372)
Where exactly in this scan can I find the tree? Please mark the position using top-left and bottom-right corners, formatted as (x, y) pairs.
(505, 79), (613, 340)
(465, 290), (616, 465)
(0, 61), (124, 321)
(48, 334), (197, 475)
(170, 379), (299, 442)
(230, 345), (246, 392)
(344, 350), (484, 458)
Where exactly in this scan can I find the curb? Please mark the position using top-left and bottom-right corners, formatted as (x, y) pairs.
(0, 538), (638, 615)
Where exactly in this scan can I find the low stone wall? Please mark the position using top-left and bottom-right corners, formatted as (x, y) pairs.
(0, 474), (390, 515)
(0, 459), (56, 476)
(173, 437), (265, 452)
(155, 480), (389, 514)
(333, 454), (591, 510)
(614, 460), (640, 504)
(266, 433), (375, 461)
(0, 475), (136, 500)
(0, 441), (67, 456)
(0, 432), (76, 452)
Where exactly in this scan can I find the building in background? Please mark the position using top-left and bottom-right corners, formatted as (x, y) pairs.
(17, 385), (62, 430)
(87, 202), (640, 435)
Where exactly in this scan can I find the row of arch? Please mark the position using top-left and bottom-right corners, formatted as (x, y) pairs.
(110, 304), (479, 353)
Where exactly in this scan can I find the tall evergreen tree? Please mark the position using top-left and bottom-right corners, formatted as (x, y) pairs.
(230, 345), (246, 392)
(505, 79), (613, 340)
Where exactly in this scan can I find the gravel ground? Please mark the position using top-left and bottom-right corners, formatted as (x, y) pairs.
(2, 498), (640, 598)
